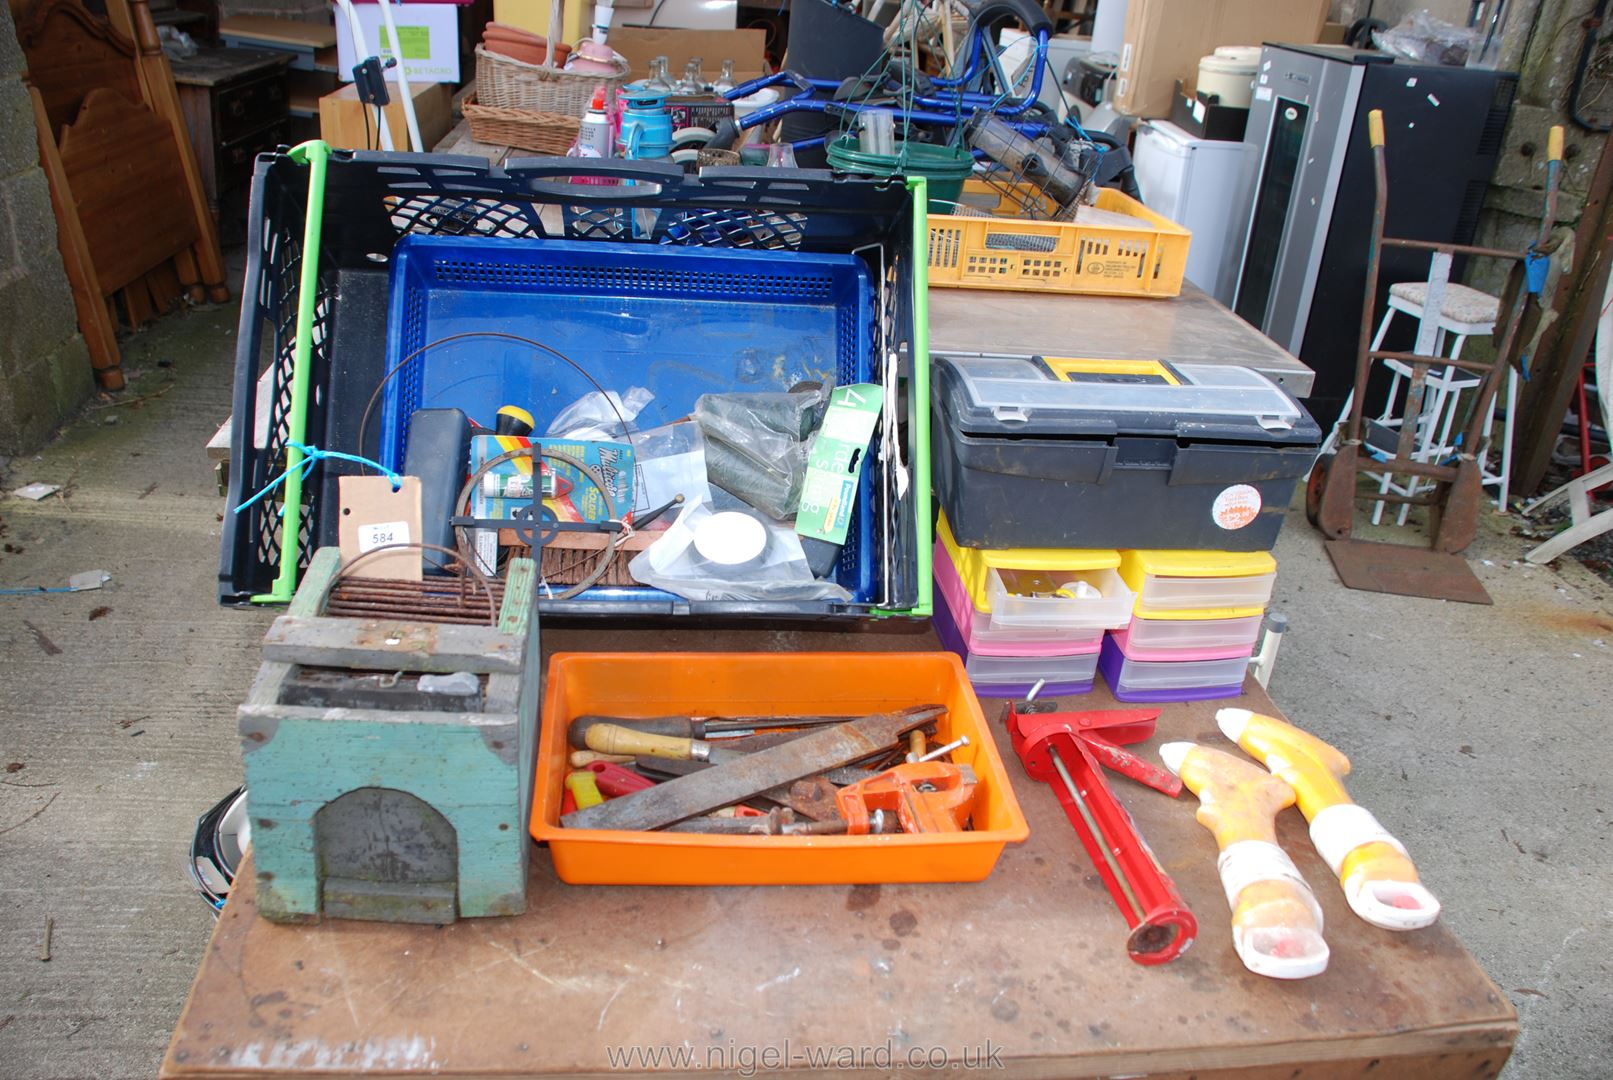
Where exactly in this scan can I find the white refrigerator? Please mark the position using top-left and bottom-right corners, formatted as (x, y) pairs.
(1131, 119), (1255, 306)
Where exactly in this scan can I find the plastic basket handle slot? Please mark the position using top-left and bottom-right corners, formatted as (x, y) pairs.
(984, 230), (1058, 254)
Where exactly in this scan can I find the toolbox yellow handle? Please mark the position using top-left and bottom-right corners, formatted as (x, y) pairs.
(586, 722), (699, 760)
(1548, 125), (1565, 163)
(1367, 110), (1385, 149)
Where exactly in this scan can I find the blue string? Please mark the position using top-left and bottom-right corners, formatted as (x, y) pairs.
(233, 442), (402, 516)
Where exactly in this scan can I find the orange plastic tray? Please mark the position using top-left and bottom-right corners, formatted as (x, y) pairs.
(531, 652), (1030, 885)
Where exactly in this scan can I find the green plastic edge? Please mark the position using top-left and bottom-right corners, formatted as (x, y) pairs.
(877, 176), (933, 619)
(252, 139), (331, 605)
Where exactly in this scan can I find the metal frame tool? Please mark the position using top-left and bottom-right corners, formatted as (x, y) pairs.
(1005, 700), (1197, 965)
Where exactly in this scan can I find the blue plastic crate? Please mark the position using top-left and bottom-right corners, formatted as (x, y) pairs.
(378, 234), (878, 605)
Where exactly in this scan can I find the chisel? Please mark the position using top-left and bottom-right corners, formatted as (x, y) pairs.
(567, 712), (921, 749)
(561, 706), (944, 831)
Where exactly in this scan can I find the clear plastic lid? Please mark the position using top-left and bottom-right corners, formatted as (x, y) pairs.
(938, 354), (1306, 432)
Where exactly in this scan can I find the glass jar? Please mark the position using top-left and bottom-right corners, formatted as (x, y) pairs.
(712, 58), (737, 94)
(646, 56), (674, 94)
(674, 56), (704, 94)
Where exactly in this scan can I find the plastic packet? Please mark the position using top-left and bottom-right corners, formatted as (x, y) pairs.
(547, 386), (654, 440)
(694, 385), (832, 518)
(628, 500), (850, 603)
(631, 420), (712, 520)
(1373, 10), (1479, 67)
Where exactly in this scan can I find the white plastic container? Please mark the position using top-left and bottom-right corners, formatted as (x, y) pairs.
(1118, 550), (1277, 615)
(1197, 46), (1260, 110)
(1107, 649), (1252, 691)
(985, 566), (1135, 631)
(1120, 612), (1264, 652)
(963, 648), (1101, 687)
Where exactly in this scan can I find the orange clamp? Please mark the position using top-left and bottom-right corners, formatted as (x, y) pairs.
(835, 761), (977, 835)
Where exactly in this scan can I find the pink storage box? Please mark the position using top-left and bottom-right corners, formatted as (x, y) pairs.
(1108, 612), (1264, 661)
(934, 540), (1103, 658)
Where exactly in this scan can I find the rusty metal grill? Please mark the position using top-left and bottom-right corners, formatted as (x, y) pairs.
(325, 576), (505, 625)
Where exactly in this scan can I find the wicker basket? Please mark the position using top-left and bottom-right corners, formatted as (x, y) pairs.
(463, 98), (582, 154)
(475, 44), (630, 116)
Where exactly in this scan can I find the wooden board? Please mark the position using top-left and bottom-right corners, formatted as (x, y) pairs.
(928, 283), (1318, 400)
(56, 87), (197, 295)
(16, 0), (143, 133)
(218, 14), (338, 50)
(162, 629), (1514, 1079)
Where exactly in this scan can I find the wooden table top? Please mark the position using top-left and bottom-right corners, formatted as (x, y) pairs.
(162, 625), (1512, 1079)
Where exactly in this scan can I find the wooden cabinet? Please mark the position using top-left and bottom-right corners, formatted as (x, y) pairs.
(170, 46), (291, 217)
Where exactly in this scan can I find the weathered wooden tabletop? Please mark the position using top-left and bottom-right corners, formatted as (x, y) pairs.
(162, 623), (1512, 1078)
(927, 283), (1317, 400)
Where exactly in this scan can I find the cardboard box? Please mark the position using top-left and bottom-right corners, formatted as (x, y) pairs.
(319, 80), (453, 152)
(335, 1), (461, 83)
(1114, 0), (1327, 118)
(610, 27), (769, 82)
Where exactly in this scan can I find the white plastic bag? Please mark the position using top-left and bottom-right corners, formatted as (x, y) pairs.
(547, 386), (654, 440)
(628, 500), (849, 603)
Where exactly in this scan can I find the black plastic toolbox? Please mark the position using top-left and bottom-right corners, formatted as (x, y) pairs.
(931, 353), (1321, 552)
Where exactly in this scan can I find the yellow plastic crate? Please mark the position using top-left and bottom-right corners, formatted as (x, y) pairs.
(927, 181), (1192, 297)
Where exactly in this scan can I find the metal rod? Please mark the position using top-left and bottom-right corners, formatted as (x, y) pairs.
(1368, 350), (1494, 374)
(1381, 237), (1522, 261)
(1047, 743), (1144, 921)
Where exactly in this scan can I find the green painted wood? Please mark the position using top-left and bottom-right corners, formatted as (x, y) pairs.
(262, 615), (524, 674)
(498, 557), (535, 635)
(288, 548), (343, 617)
(242, 714), (528, 921)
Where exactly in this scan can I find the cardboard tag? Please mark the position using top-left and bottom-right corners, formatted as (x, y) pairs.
(796, 384), (882, 545)
(338, 476), (423, 580)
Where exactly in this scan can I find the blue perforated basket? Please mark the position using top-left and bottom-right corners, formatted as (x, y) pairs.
(378, 235), (877, 605)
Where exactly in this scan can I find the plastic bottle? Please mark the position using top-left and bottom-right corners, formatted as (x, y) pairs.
(573, 87), (614, 158)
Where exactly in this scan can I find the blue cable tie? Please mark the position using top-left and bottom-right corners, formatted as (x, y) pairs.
(1525, 249), (1549, 295)
(233, 441), (402, 516)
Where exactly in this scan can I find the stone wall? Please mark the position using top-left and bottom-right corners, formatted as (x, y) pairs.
(0, 2), (93, 456)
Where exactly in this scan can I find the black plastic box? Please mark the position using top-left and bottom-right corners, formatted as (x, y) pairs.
(931, 354), (1321, 553)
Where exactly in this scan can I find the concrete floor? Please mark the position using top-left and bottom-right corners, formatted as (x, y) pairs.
(0, 302), (1610, 1079)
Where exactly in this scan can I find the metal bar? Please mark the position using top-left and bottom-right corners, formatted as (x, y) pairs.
(1048, 743), (1143, 920)
(1361, 457), (1459, 481)
(1369, 350), (1494, 374)
(1381, 237), (1523, 261)
(1345, 127), (1390, 450)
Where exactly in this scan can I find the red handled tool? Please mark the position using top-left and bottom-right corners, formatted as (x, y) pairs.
(1006, 700), (1196, 965)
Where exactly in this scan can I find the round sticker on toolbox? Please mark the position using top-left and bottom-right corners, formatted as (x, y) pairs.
(1212, 484), (1262, 530)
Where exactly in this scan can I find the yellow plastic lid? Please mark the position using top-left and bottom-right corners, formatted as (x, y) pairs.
(938, 514), (1119, 572)
(1132, 602), (1268, 621)
(1118, 549), (1277, 588)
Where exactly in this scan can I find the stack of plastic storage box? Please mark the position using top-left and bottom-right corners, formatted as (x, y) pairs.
(1098, 550), (1277, 701)
(933, 516), (1136, 697)
(929, 352), (1320, 701)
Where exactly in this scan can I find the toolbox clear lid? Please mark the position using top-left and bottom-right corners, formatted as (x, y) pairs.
(934, 354), (1317, 441)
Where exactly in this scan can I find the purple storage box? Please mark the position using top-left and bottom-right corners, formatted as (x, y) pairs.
(1097, 636), (1247, 703)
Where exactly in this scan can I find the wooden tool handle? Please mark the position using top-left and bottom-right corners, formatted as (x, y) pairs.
(569, 715), (697, 749)
(1367, 109), (1385, 149)
(569, 750), (635, 767)
(1548, 125), (1565, 163)
(586, 723), (698, 760)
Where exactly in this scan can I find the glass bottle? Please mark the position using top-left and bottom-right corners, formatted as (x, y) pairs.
(646, 56), (673, 94)
(674, 57), (704, 94)
(712, 58), (737, 94)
